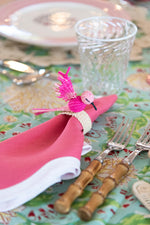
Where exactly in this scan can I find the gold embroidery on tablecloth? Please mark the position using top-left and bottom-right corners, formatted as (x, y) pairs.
(1, 79), (65, 112)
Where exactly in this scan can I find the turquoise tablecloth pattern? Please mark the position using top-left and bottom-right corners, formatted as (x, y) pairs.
(0, 0), (150, 223)
(0, 58), (150, 225)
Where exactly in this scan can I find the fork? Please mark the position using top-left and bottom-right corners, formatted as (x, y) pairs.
(78, 123), (150, 221)
(54, 119), (136, 214)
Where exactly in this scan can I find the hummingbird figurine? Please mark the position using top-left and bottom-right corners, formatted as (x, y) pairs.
(33, 67), (97, 115)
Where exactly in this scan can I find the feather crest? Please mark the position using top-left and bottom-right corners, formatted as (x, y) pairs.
(55, 67), (77, 102)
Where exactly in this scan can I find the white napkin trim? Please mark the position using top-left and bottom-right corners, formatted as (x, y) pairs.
(0, 143), (91, 212)
(82, 141), (92, 155)
(0, 157), (80, 212)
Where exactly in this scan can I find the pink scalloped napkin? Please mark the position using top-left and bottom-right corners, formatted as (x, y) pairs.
(0, 94), (117, 211)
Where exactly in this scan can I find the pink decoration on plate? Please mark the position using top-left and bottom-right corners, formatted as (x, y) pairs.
(33, 67), (97, 115)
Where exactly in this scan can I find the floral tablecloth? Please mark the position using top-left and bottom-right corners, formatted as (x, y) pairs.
(0, 1), (150, 225)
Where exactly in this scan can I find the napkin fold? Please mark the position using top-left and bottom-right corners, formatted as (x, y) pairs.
(0, 94), (117, 212)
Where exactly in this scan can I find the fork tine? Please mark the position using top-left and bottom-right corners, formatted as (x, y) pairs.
(142, 132), (150, 145)
(109, 119), (136, 148)
(121, 121), (136, 146)
(110, 118), (126, 142)
(142, 132), (150, 144)
(115, 119), (130, 143)
(119, 120), (132, 144)
(138, 123), (150, 143)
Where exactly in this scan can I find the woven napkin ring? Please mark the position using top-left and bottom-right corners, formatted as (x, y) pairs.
(61, 111), (92, 134)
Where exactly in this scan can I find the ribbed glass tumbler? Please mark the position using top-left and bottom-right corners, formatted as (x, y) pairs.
(75, 16), (137, 96)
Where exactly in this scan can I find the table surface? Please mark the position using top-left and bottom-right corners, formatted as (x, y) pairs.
(0, 0), (150, 225)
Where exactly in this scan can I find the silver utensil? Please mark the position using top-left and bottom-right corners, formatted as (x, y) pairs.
(54, 119), (136, 214)
(0, 60), (57, 85)
(78, 122), (150, 221)
(0, 59), (35, 74)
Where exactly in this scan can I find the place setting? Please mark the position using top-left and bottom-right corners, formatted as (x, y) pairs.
(0, 0), (130, 47)
(0, 0), (150, 225)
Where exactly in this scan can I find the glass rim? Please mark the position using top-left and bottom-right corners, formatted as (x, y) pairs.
(75, 16), (137, 42)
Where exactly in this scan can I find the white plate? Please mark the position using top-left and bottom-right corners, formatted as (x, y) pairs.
(0, 0), (130, 47)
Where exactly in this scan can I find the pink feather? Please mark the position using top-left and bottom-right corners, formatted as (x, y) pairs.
(32, 67), (96, 115)
(32, 105), (70, 115)
(55, 67), (77, 102)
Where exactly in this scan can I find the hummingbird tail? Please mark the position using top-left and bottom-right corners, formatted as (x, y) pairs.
(32, 108), (57, 115)
(32, 105), (70, 115)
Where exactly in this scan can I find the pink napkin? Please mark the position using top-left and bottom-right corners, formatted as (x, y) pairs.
(0, 94), (117, 211)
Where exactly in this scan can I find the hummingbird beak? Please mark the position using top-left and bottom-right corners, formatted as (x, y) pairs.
(91, 102), (97, 111)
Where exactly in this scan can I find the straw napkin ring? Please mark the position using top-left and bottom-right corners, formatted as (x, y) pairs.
(61, 111), (92, 134)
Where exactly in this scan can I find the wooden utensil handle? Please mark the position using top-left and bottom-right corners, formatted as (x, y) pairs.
(78, 162), (129, 221)
(54, 159), (102, 214)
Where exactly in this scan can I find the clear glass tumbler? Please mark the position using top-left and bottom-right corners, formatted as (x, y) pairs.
(75, 16), (137, 96)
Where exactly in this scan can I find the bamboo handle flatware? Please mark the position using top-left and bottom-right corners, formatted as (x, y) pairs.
(78, 123), (150, 221)
(78, 161), (129, 221)
(54, 159), (102, 214)
(54, 119), (136, 214)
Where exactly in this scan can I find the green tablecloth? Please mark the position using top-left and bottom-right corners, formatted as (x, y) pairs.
(0, 3), (150, 225)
